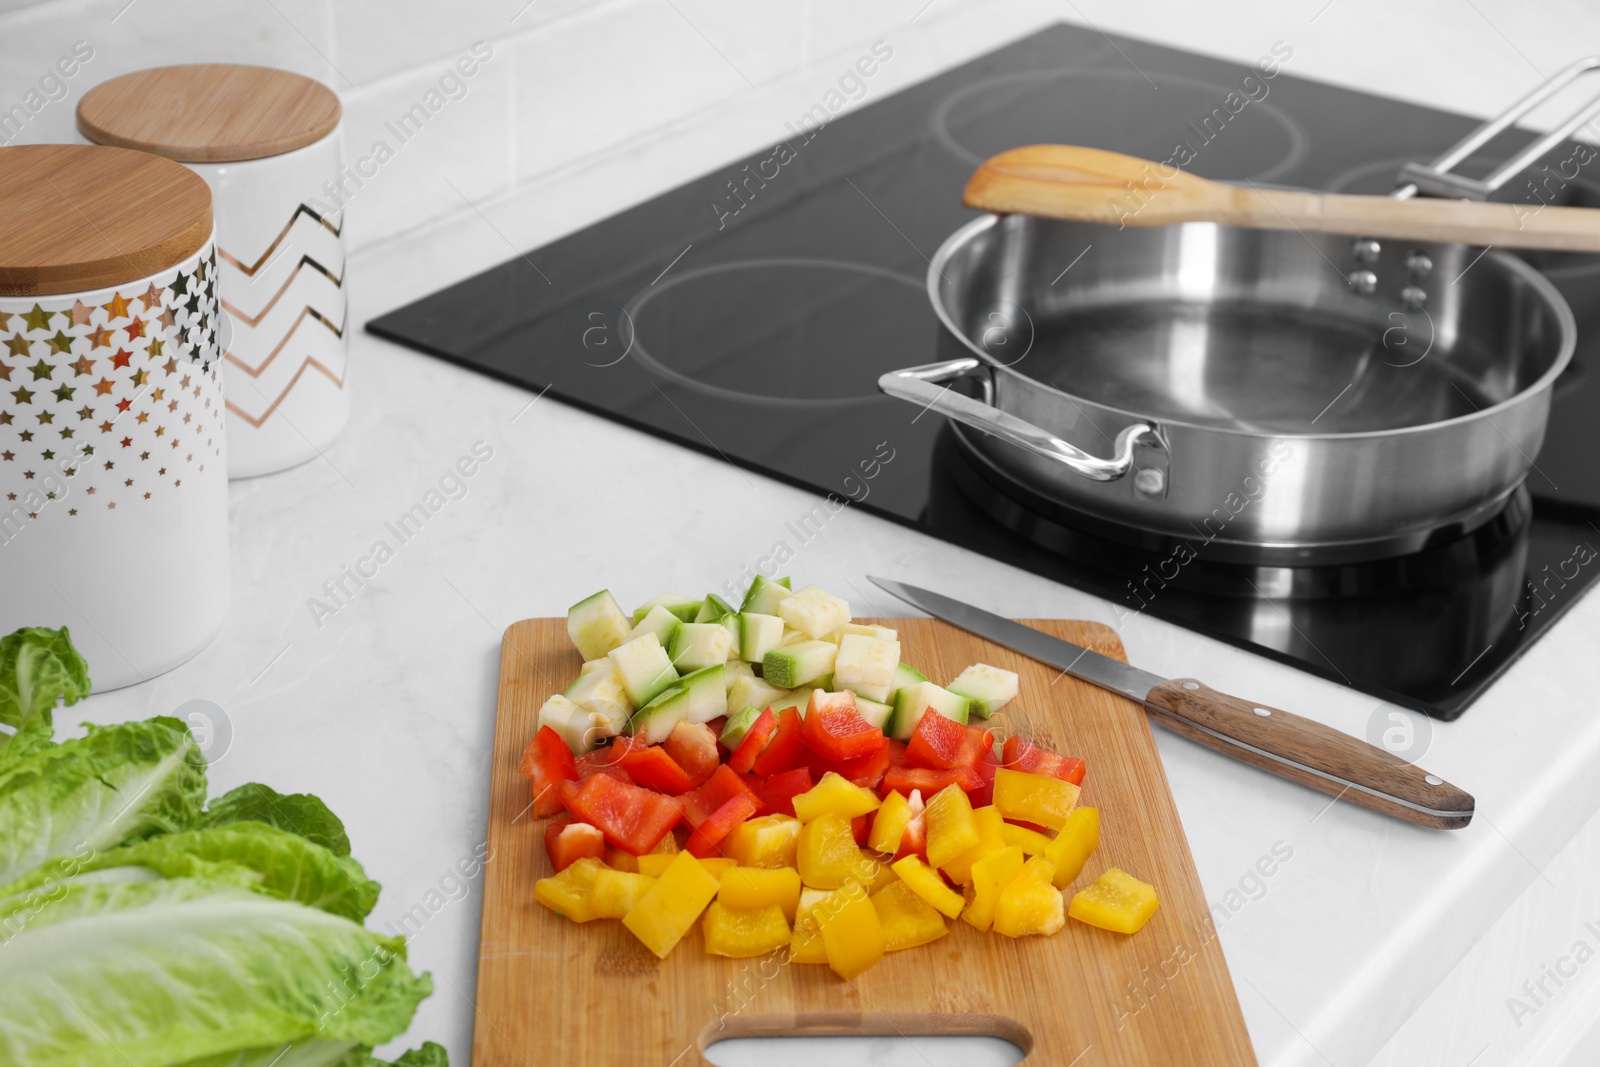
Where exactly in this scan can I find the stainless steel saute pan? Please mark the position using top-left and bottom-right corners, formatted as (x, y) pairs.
(880, 61), (1598, 563)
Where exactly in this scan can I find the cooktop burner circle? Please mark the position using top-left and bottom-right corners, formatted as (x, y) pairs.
(622, 257), (930, 407)
(1325, 154), (1600, 276)
(930, 66), (1310, 183)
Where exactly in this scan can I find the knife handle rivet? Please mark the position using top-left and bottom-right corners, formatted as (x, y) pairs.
(1253, 707), (1271, 717)
(1182, 681), (1199, 690)
(1425, 774), (1443, 786)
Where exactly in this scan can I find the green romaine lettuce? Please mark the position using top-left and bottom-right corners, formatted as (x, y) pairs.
(0, 625), (90, 772)
(0, 716), (207, 885)
(0, 878), (434, 1067)
(174, 1038), (448, 1067)
(200, 782), (352, 857)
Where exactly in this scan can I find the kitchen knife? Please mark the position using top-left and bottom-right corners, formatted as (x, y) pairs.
(868, 576), (1475, 830)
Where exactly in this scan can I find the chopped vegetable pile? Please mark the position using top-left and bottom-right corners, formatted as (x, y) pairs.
(523, 577), (1159, 978)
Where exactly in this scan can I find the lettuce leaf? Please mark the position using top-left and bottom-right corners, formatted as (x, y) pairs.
(200, 782), (352, 857)
(0, 716), (207, 885)
(174, 1038), (448, 1067)
(0, 820), (380, 922)
(0, 625), (90, 773)
(0, 878), (434, 1067)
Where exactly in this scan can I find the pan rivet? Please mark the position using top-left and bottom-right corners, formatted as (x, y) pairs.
(1425, 774), (1443, 785)
(1348, 270), (1378, 295)
(1253, 707), (1271, 717)
(1182, 681), (1200, 690)
(1351, 238), (1381, 264)
(1133, 468), (1166, 495)
(1406, 252), (1433, 278)
(1400, 285), (1428, 309)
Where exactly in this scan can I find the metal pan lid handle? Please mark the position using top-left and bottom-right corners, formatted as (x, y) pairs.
(1397, 56), (1600, 200)
(878, 358), (1156, 483)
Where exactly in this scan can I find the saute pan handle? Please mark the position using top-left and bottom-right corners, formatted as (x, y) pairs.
(878, 358), (1156, 483)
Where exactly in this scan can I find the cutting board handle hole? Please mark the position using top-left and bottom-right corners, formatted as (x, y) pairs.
(702, 1014), (1028, 1067)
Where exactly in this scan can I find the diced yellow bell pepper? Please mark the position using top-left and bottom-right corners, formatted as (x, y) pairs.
(789, 887), (832, 963)
(719, 865), (802, 921)
(854, 849), (897, 892)
(1000, 821), (1052, 857)
(890, 855), (965, 919)
(590, 868), (657, 919)
(604, 846), (640, 872)
(867, 790), (914, 854)
(961, 845), (1024, 932)
(699, 857), (738, 880)
(992, 768), (1080, 830)
(621, 851), (720, 958)
(1044, 807), (1099, 888)
(792, 771), (882, 823)
(797, 812), (864, 889)
(816, 883), (884, 979)
(638, 853), (736, 879)
(941, 806), (1007, 885)
(534, 856), (605, 923)
(722, 814), (802, 869)
(871, 881), (948, 951)
(702, 902), (792, 958)
(1068, 867), (1158, 934)
(924, 784), (981, 870)
(993, 856), (1064, 938)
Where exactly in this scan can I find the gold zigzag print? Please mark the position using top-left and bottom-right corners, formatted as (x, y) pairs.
(221, 254), (344, 327)
(224, 305), (345, 378)
(218, 204), (343, 277)
(225, 356), (344, 427)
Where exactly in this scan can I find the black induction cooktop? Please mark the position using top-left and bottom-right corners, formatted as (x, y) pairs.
(369, 24), (1600, 719)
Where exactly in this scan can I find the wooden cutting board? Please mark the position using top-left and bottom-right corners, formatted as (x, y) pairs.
(474, 618), (1257, 1066)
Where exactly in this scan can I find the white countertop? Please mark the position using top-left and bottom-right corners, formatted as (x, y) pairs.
(56, 3), (1600, 1065)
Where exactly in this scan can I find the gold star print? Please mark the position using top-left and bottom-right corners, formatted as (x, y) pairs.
(18, 430), (31, 441)
(115, 398), (131, 413)
(93, 378), (114, 396)
(106, 502), (115, 509)
(0, 451), (10, 461)
(21, 305), (52, 331)
(158, 467), (165, 476)
(139, 450), (149, 460)
(4, 336), (29, 358)
(0, 312), (9, 330)
(45, 331), (73, 355)
(86, 324), (113, 349)
(135, 412), (147, 424)
(68, 509), (76, 516)
(35, 411), (53, 425)
(124, 478), (133, 487)
(152, 388), (164, 401)
(124, 318), (145, 340)
(154, 426), (164, 437)
(70, 300), (94, 326)
(72, 355), (95, 376)
(131, 369), (148, 387)
(180, 374), (191, 389)
(143, 492), (151, 500)
(167, 400), (178, 413)
(119, 437), (131, 448)
(87, 486), (96, 493)
(147, 338), (164, 358)
(0, 413), (10, 426)
(173, 479), (180, 487)
(102, 293), (131, 320)
(59, 427), (73, 439)
(40, 450), (53, 460)
(0, 363), (9, 383)
(102, 461), (112, 470)
(76, 405), (92, 420)
(11, 386), (33, 404)
(51, 384), (73, 402)
(182, 413), (191, 424)
(27, 360), (52, 381)
(81, 444), (92, 455)
(157, 308), (175, 331)
(139, 283), (163, 310)
(99, 421), (113, 434)
(162, 358), (177, 375)
(110, 350), (132, 370)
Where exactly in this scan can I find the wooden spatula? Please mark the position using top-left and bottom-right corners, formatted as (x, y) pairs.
(964, 144), (1600, 252)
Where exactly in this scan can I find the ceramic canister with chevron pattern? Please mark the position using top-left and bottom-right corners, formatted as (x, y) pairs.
(0, 144), (228, 691)
(78, 65), (348, 478)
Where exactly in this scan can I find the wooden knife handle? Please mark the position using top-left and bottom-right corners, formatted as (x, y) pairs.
(1143, 679), (1475, 830)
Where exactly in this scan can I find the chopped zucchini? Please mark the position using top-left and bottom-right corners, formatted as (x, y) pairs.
(833, 635), (901, 703)
(628, 664), (726, 743)
(727, 674), (789, 717)
(563, 658), (632, 733)
(694, 593), (738, 623)
(779, 627), (812, 648)
(566, 589), (632, 660)
(624, 604), (682, 649)
(724, 658), (755, 691)
(607, 632), (679, 708)
(777, 585), (851, 639)
(889, 662), (928, 703)
(826, 622), (898, 644)
(632, 593), (702, 624)
(763, 639), (838, 689)
(947, 663), (1020, 718)
(669, 622), (734, 673)
(887, 680), (971, 740)
(738, 612), (784, 663)
(716, 612), (742, 644)
(719, 705), (764, 749)
(739, 574), (792, 615)
(538, 694), (610, 755)
(767, 687), (817, 716)
(854, 695), (893, 730)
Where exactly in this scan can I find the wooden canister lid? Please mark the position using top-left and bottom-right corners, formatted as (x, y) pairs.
(0, 144), (213, 296)
(77, 64), (340, 163)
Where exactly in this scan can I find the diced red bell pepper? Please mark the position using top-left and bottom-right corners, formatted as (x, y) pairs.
(882, 763), (983, 797)
(544, 815), (605, 872)
(564, 773), (682, 855)
(705, 715), (728, 742)
(968, 724), (996, 761)
(851, 813), (872, 847)
(1001, 736), (1086, 785)
(800, 692), (888, 762)
(517, 726), (579, 818)
(575, 746), (631, 782)
(686, 793), (758, 858)
(728, 708), (778, 775)
(664, 721), (720, 787)
(612, 737), (696, 795)
(905, 710), (973, 769)
(969, 748), (1001, 808)
(754, 766), (813, 817)
(680, 764), (764, 828)
(806, 742), (891, 791)
(750, 707), (806, 776)
(897, 791), (928, 861)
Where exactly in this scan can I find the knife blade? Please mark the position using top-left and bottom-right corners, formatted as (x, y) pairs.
(868, 576), (1474, 830)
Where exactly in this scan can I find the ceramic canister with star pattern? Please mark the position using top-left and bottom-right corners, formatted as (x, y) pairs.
(0, 144), (228, 691)
(78, 64), (347, 478)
